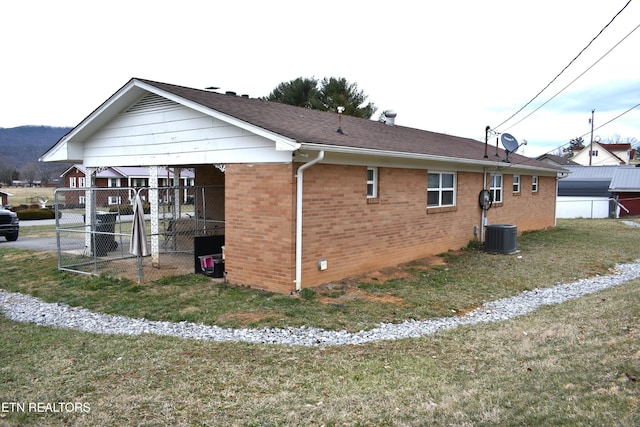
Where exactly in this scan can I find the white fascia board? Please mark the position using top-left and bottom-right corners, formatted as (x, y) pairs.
(134, 81), (301, 152)
(298, 143), (563, 176)
(300, 143), (562, 175)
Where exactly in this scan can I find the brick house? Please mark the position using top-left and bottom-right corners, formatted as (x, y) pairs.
(60, 164), (194, 207)
(41, 78), (565, 294)
(0, 190), (11, 207)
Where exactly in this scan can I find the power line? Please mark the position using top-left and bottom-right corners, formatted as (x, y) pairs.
(538, 102), (640, 157)
(492, 0), (634, 133)
(578, 102), (640, 140)
(501, 22), (640, 133)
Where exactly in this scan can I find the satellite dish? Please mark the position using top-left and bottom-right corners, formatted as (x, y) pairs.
(500, 133), (521, 163)
(501, 133), (519, 153)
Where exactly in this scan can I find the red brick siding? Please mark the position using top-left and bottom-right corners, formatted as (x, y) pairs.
(485, 174), (557, 231)
(224, 163), (296, 294)
(301, 166), (556, 289)
(197, 163), (557, 294)
(194, 166), (225, 222)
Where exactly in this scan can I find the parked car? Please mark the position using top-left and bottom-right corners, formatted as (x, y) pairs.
(0, 206), (19, 241)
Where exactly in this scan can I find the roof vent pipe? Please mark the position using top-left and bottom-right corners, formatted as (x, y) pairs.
(383, 110), (397, 126)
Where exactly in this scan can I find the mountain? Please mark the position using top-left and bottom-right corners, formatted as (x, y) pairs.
(0, 125), (72, 170)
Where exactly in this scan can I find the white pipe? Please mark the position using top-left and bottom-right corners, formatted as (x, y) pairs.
(295, 151), (325, 291)
(481, 168), (487, 243)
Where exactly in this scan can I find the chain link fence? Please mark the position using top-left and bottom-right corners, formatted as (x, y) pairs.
(54, 186), (224, 283)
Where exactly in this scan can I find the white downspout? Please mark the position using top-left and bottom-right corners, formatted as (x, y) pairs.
(295, 150), (325, 292)
(481, 168), (488, 243)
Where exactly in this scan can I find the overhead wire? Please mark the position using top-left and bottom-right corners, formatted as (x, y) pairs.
(501, 22), (640, 133)
(492, 0), (634, 133)
(535, 101), (640, 157)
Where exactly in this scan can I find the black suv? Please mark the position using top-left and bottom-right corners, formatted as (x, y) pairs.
(0, 206), (19, 241)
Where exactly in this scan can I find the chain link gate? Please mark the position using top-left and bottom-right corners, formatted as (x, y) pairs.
(54, 186), (224, 283)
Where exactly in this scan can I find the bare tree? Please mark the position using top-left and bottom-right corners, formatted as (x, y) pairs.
(20, 162), (40, 186)
(0, 156), (17, 186)
(603, 133), (638, 146)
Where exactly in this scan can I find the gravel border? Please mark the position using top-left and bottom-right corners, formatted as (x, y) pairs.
(2, 260), (640, 347)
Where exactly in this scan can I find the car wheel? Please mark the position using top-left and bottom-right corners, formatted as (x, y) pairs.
(5, 233), (18, 242)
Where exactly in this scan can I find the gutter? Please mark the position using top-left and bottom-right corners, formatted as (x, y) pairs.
(295, 150), (325, 292)
(298, 142), (564, 175)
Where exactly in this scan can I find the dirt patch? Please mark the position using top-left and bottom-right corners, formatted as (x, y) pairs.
(315, 255), (450, 306)
(317, 255), (449, 289)
(318, 288), (406, 306)
(217, 311), (276, 326)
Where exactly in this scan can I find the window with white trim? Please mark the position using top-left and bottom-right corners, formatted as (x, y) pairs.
(367, 167), (378, 198)
(69, 177), (76, 188)
(427, 172), (456, 207)
(79, 177), (86, 188)
(109, 178), (121, 188)
(513, 175), (520, 193)
(108, 196), (121, 205)
(532, 175), (539, 192)
(490, 174), (503, 203)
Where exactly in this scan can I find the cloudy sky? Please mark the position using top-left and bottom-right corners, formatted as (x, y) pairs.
(1, 0), (638, 157)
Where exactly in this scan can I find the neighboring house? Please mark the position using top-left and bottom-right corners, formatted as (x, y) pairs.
(1, 190), (12, 207)
(61, 164), (194, 207)
(41, 78), (566, 294)
(608, 167), (640, 216)
(536, 153), (578, 167)
(557, 165), (640, 218)
(569, 142), (636, 166)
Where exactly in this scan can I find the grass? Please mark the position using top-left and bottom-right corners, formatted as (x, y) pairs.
(2, 218), (640, 332)
(1, 276), (638, 425)
(1, 218), (640, 425)
(2, 186), (56, 206)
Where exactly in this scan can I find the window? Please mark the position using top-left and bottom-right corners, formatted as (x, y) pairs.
(591, 150), (599, 157)
(78, 196), (86, 205)
(79, 177), (86, 188)
(427, 172), (456, 207)
(108, 196), (121, 205)
(490, 174), (503, 203)
(513, 175), (520, 193)
(109, 178), (121, 188)
(532, 176), (539, 193)
(367, 167), (378, 198)
(132, 178), (145, 188)
(69, 177), (76, 188)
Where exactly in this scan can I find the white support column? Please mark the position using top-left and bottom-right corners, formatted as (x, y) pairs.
(84, 167), (97, 251)
(149, 166), (160, 266)
(173, 167), (181, 221)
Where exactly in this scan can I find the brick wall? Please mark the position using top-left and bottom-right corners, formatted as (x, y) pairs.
(197, 162), (557, 294)
(223, 163), (297, 294)
(300, 165), (557, 289)
(484, 174), (557, 231)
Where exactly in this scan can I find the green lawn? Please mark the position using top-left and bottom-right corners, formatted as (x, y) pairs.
(1, 218), (639, 425)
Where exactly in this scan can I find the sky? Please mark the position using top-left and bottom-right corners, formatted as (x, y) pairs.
(1, 0), (639, 157)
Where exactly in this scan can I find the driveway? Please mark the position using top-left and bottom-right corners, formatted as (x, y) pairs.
(0, 218), (58, 251)
(0, 236), (59, 251)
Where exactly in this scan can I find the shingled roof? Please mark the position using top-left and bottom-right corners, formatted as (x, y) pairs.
(136, 79), (562, 172)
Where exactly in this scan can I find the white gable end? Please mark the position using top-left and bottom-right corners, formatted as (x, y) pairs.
(80, 93), (292, 168)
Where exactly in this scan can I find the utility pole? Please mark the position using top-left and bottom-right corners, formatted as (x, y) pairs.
(589, 109), (595, 166)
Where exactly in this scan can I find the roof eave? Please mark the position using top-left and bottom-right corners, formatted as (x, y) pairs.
(135, 80), (301, 152)
(298, 143), (565, 174)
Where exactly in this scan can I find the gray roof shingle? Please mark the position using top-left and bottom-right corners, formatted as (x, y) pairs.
(138, 78), (562, 172)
